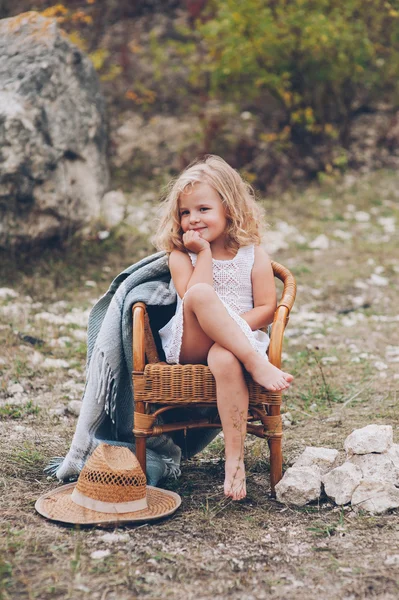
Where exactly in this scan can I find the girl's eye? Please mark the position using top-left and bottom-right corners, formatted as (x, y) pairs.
(180, 211), (189, 216)
(200, 207), (209, 212)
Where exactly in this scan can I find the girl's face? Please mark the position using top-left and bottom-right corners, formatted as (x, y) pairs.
(178, 182), (228, 247)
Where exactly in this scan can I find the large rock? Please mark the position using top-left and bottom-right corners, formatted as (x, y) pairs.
(0, 12), (109, 249)
(275, 466), (322, 506)
(344, 424), (393, 456)
(292, 446), (339, 474)
(322, 463), (363, 505)
(351, 480), (399, 514)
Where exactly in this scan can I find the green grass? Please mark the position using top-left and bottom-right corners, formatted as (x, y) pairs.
(0, 401), (40, 420)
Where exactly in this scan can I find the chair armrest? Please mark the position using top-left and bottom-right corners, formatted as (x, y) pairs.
(269, 262), (297, 368)
(132, 302), (146, 372)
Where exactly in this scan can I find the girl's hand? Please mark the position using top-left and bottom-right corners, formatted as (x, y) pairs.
(182, 230), (210, 253)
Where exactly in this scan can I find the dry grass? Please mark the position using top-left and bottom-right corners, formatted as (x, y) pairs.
(1, 169), (399, 599)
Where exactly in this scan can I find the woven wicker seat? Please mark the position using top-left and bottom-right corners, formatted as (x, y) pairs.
(132, 260), (296, 495)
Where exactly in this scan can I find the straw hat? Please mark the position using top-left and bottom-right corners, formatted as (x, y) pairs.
(35, 444), (181, 526)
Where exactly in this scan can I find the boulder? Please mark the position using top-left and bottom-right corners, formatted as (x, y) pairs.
(348, 453), (399, 486)
(0, 12), (109, 249)
(292, 446), (339, 474)
(322, 463), (363, 505)
(344, 424), (393, 456)
(351, 480), (399, 514)
(275, 466), (322, 506)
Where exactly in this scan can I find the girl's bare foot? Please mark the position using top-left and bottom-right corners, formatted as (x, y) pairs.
(224, 458), (246, 500)
(245, 354), (293, 391)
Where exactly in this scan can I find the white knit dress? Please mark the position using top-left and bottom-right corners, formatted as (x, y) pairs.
(159, 244), (270, 364)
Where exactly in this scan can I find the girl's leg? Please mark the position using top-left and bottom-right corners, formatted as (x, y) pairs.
(180, 283), (293, 391)
(208, 343), (248, 500)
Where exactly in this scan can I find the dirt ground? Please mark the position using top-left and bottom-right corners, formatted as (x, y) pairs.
(1, 170), (398, 600)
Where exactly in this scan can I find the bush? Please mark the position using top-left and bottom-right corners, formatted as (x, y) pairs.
(176, 0), (399, 148)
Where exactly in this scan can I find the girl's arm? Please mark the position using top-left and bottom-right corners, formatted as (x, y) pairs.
(240, 246), (277, 330)
(169, 245), (213, 298)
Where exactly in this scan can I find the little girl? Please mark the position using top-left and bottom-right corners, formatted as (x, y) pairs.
(153, 155), (293, 501)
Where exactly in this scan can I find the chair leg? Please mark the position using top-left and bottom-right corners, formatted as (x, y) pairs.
(134, 398), (147, 476)
(135, 435), (146, 477)
(268, 436), (282, 497)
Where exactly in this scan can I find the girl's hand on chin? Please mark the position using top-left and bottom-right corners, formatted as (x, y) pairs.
(182, 230), (210, 253)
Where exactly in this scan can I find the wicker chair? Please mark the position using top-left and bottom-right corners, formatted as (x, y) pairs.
(132, 261), (296, 495)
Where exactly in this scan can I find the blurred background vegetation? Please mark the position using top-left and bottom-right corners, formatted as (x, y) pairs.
(2, 0), (399, 192)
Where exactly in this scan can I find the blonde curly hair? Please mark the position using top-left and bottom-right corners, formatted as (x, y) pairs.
(153, 155), (265, 253)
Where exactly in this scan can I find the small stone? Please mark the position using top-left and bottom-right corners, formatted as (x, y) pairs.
(322, 463), (363, 505)
(275, 466), (322, 506)
(0, 288), (19, 299)
(308, 234), (329, 250)
(351, 480), (399, 514)
(282, 412), (293, 427)
(42, 358), (70, 369)
(354, 211), (370, 222)
(67, 400), (82, 417)
(90, 549), (111, 560)
(293, 447), (339, 474)
(29, 350), (44, 366)
(368, 273), (389, 287)
(374, 361), (388, 371)
(384, 555), (399, 566)
(7, 382), (24, 395)
(98, 532), (129, 544)
(344, 424), (393, 456)
(321, 356), (338, 364)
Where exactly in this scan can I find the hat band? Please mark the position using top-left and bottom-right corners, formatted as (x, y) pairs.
(71, 488), (148, 514)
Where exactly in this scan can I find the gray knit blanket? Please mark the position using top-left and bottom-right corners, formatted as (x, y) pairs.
(45, 251), (218, 486)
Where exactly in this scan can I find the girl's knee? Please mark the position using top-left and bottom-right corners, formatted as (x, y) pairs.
(184, 283), (215, 308)
(207, 344), (241, 376)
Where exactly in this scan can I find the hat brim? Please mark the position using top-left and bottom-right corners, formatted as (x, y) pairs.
(35, 482), (181, 526)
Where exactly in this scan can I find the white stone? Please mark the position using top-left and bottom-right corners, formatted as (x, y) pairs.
(384, 555), (399, 566)
(90, 549), (111, 560)
(98, 532), (130, 544)
(351, 480), (399, 514)
(0, 288), (19, 299)
(344, 424), (393, 456)
(275, 466), (322, 506)
(333, 229), (352, 241)
(308, 234), (329, 250)
(368, 273), (389, 286)
(282, 412), (293, 427)
(28, 350), (44, 366)
(42, 358), (70, 369)
(354, 211), (370, 222)
(67, 400), (82, 416)
(321, 356), (338, 364)
(293, 447), (339, 474)
(348, 453), (399, 486)
(322, 463), (363, 505)
(374, 361), (388, 371)
(378, 217), (396, 233)
(7, 382), (24, 395)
